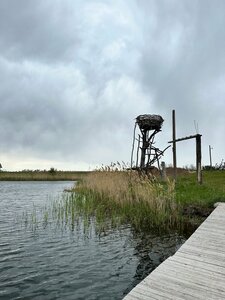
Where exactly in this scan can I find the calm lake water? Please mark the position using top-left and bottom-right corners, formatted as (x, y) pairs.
(0, 181), (187, 300)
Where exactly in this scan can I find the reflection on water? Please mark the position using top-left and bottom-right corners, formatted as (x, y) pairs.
(0, 181), (186, 299)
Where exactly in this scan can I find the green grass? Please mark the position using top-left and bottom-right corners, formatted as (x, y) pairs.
(175, 170), (225, 207)
(68, 170), (225, 233)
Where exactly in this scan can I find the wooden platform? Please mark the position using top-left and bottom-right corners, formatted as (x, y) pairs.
(124, 203), (225, 299)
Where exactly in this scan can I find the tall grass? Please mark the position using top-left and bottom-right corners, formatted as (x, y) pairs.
(22, 169), (225, 235)
(72, 169), (181, 232)
(23, 169), (179, 233)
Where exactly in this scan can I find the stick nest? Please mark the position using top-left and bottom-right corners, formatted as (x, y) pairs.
(136, 114), (164, 131)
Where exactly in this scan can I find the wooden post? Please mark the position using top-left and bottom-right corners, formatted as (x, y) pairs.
(136, 135), (140, 168)
(168, 133), (202, 184)
(140, 130), (147, 169)
(172, 110), (177, 180)
(161, 161), (167, 181)
(196, 134), (202, 184)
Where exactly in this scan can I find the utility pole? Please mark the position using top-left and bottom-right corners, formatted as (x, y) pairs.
(209, 145), (213, 169)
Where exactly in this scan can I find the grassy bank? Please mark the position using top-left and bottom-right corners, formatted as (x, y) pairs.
(0, 170), (88, 181)
(21, 169), (225, 234)
(67, 170), (180, 232)
(65, 169), (225, 232)
(176, 171), (225, 206)
(175, 171), (225, 226)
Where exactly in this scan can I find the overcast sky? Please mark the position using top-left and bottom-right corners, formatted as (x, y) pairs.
(0, 0), (225, 171)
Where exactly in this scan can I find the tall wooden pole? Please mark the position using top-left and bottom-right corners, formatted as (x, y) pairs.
(196, 134), (202, 184)
(136, 135), (140, 168)
(172, 110), (177, 180)
(140, 130), (147, 169)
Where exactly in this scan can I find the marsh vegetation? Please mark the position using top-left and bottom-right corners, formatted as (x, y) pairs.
(0, 170), (87, 181)
(21, 167), (225, 234)
(63, 168), (225, 232)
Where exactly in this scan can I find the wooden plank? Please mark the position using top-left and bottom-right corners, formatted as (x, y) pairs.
(169, 254), (225, 274)
(123, 279), (177, 300)
(150, 271), (225, 299)
(157, 260), (225, 289)
(168, 256), (225, 280)
(151, 259), (225, 295)
(128, 284), (176, 300)
(175, 251), (225, 268)
(143, 277), (199, 300)
(124, 203), (225, 299)
(178, 246), (225, 263)
(184, 236), (225, 247)
(144, 274), (215, 300)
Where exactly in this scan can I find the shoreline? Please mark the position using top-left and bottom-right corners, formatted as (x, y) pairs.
(0, 171), (88, 181)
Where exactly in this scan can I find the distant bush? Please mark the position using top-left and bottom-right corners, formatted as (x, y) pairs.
(203, 160), (225, 171)
(183, 164), (196, 171)
(48, 167), (57, 175)
(203, 165), (216, 170)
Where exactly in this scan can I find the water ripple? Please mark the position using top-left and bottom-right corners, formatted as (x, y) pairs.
(0, 181), (186, 299)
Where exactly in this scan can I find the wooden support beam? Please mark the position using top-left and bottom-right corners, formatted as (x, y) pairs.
(169, 110), (203, 184)
(168, 134), (202, 144)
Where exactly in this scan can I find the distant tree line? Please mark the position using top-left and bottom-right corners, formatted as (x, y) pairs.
(203, 160), (225, 170)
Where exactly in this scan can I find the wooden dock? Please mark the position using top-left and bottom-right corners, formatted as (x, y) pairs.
(124, 203), (225, 299)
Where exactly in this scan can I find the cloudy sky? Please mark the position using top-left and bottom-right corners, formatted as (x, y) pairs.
(0, 0), (225, 171)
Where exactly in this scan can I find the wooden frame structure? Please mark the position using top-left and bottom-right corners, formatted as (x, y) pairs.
(131, 114), (170, 172)
(168, 134), (202, 183)
(168, 110), (202, 184)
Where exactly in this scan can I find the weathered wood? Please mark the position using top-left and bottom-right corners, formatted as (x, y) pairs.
(132, 114), (169, 171)
(172, 109), (177, 180)
(136, 135), (140, 168)
(123, 203), (225, 299)
(140, 130), (147, 168)
(168, 134), (202, 144)
(196, 134), (202, 184)
(131, 123), (137, 169)
(168, 131), (203, 184)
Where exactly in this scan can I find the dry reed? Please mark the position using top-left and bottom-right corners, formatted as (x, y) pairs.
(74, 167), (181, 231)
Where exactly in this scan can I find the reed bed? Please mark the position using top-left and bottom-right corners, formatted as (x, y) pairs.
(23, 169), (180, 233)
(22, 169), (225, 234)
(70, 169), (181, 231)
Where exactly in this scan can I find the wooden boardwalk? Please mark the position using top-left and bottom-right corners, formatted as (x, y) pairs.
(124, 203), (225, 300)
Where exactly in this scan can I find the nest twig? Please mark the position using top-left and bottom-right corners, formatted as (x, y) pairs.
(136, 114), (164, 131)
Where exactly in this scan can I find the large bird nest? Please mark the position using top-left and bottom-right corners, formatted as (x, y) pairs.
(136, 114), (164, 131)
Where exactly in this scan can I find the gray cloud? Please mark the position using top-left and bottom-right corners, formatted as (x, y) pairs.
(0, 0), (225, 170)
(0, 1), (81, 63)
